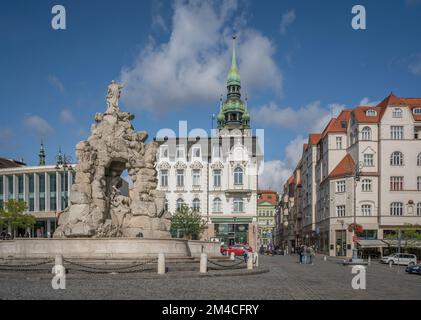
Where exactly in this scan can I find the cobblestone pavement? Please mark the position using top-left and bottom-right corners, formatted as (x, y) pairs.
(0, 254), (420, 300)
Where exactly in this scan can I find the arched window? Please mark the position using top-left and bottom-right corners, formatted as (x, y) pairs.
(392, 108), (403, 118)
(365, 109), (377, 116)
(213, 198), (222, 212)
(418, 153), (421, 166)
(176, 198), (184, 211)
(390, 151), (404, 166)
(192, 198), (200, 212)
(234, 167), (243, 185)
(361, 127), (372, 141)
(233, 198), (244, 213)
(417, 203), (421, 216)
(390, 202), (403, 216)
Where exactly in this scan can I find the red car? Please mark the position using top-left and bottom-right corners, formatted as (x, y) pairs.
(221, 245), (253, 256)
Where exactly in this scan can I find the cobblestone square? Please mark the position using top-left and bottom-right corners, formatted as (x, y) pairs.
(0, 255), (420, 300)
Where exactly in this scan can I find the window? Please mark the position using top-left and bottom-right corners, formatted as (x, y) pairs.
(213, 169), (221, 187)
(365, 109), (377, 116)
(336, 137), (342, 149)
(176, 198), (184, 211)
(414, 108), (421, 115)
(361, 127), (372, 141)
(192, 146), (201, 158)
(234, 167), (243, 185)
(336, 205), (346, 217)
(390, 126), (403, 140)
(176, 169), (184, 187)
(390, 176), (403, 191)
(417, 203), (421, 216)
(361, 204), (372, 216)
(212, 144), (221, 159)
(160, 146), (169, 158)
(418, 177), (421, 191)
(362, 179), (372, 192)
(28, 174), (34, 212)
(160, 170), (168, 187)
(390, 151), (404, 166)
(38, 173), (45, 211)
(176, 145), (185, 158)
(17, 175), (23, 200)
(364, 154), (374, 167)
(418, 153), (421, 166)
(49, 173), (57, 211)
(213, 198), (222, 212)
(233, 198), (244, 213)
(336, 180), (346, 193)
(390, 202), (403, 216)
(392, 108), (403, 118)
(192, 198), (200, 212)
(192, 169), (201, 186)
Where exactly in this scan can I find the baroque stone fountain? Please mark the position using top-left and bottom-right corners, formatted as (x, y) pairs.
(54, 80), (171, 238)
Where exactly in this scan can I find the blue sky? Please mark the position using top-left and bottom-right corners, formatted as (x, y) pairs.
(1, 0), (421, 190)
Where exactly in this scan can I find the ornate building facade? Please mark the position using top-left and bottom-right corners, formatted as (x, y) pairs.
(155, 37), (262, 249)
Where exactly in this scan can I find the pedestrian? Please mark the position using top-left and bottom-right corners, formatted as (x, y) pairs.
(243, 250), (248, 263)
(309, 246), (316, 265)
(299, 245), (304, 264)
(259, 245), (264, 255)
(302, 245), (309, 264)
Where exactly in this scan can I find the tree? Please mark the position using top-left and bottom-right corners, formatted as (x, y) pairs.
(384, 224), (421, 252)
(0, 200), (35, 234)
(170, 204), (208, 240)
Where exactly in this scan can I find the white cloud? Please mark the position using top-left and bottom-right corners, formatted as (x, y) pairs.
(119, 0), (282, 113)
(0, 128), (12, 148)
(151, 0), (168, 32)
(48, 75), (64, 93)
(23, 115), (54, 137)
(359, 97), (380, 106)
(252, 101), (345, 133)
(259, 136), (306, 193)
(280, 10), (296, 35)
(60, 109), (75, 123)
(408, 54), (421, 76)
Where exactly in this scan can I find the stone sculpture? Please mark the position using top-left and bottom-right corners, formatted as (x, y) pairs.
(54, 81), (171, 238)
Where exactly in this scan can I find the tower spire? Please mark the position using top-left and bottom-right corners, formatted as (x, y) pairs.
(38, 139), (46, 166)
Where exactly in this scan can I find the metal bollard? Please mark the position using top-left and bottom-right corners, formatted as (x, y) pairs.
(52, 254), (63, 274)
(230, 252), (235, 261)
(247, 252), (253, 270)
(200, 253), (207, 273)
(253, 252), (259, 267)
(158, 253), (166, 275)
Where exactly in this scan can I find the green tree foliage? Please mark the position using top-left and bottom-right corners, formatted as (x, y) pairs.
(0, 200), (35, 231)
(384, 224), (421, 251)
(170, 204), (208, 240)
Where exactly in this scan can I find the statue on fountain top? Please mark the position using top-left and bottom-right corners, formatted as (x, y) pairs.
(106, 80), (124, 113)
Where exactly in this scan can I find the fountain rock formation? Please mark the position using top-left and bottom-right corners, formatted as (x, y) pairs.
(54, 81), (171, 238)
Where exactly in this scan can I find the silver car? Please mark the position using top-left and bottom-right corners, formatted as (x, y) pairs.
(381, 253), (417, 266)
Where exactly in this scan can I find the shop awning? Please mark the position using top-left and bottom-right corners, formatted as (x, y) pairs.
(382, 240), (421, 248)
(356, 239), (388, 248)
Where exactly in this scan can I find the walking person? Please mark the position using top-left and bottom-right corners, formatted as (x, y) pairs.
(298, 245), (303, 264)
(309, 246), (316, 265)
(303, 245), (309, 265)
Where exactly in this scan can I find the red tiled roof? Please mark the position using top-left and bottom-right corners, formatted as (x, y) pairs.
(308, 133), (322, 145)
(352, 106), (382, 123)
(321, 110), (352, 138)
(257, 190), (278, 205)
(329, 154), (355, 179)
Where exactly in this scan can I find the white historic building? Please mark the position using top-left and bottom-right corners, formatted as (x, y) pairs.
(155, 37), (262, 249)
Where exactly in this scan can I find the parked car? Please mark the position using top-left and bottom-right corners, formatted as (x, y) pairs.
(381, 253), (417, 266)
(221, 245), (253, 256)
(405, 264), (421, 275)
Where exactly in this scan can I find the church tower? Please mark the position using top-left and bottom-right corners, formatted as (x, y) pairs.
(217, 36), (250, 134)
(38, 140), (46, 166)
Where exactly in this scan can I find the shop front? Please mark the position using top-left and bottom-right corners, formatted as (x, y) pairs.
(210, 217), (257, 250)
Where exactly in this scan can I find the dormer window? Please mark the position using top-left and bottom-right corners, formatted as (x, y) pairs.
(414, 108), (421, 115)
(365, 109), (377, 116)
(392, 108), (403, 118)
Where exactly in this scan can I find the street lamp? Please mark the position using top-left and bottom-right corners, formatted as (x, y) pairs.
(55, 148), (74, 230)
(352, 161), (364, 261)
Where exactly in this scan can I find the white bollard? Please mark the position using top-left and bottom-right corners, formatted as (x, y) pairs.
(368, 256), (371, 266)
(200, 253), (207, 273)
(158, 253), (166, 275)
(247, 252), (253, 270)
(324, 255), (327, 262)
(52, 254), (63, 274)
(230, 252), (235, 261)
(253, 252), (259, 267)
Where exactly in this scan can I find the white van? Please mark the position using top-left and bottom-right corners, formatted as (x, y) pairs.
(381, 253), (417, 266)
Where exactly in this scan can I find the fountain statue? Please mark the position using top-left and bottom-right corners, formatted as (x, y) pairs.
(54, 80), (171, 238)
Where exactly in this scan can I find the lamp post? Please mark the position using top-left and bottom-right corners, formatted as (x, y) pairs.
(352, 161), (364, 261)
(55, 149), (74, 231)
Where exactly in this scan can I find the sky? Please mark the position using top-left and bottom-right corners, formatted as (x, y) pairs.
(1, 0), (421, 192)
